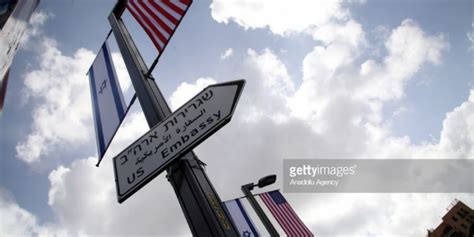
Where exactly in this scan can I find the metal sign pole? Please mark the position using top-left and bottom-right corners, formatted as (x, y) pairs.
(242, 184), (280, 236)
(108, 1), (238, 236)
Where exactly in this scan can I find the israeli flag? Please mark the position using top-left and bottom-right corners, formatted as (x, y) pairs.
(224, 199), (260, 237)
(88, 41), (127, 166)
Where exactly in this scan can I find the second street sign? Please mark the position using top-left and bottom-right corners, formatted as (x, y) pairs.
(113, 80), (245, 203)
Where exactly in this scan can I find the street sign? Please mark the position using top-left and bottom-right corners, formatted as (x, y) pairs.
(114, 79), (245, 203)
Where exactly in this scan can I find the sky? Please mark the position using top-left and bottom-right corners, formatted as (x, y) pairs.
(0, 0), (473, 236)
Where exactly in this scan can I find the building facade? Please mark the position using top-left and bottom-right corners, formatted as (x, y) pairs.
(428, 199), (474, 237)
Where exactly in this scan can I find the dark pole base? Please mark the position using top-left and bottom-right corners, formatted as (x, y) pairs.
(168, 153), (237, 236)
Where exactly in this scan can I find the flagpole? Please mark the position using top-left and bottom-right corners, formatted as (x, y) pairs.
(108, 1), (238, 236)
(242, 183), (280, 236)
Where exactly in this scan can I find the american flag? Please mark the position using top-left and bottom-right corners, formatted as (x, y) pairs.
(126, 0), (192, 53)
(259, 190), (314, 237)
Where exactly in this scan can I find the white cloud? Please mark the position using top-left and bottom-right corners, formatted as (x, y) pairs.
(311, 19), (366, 47)
(16, 39), (96, 164)
(169, 77), (217, 110)
(0, 190), (67, 237)
(45, 112), (191, 236)
(288, 18), (448, 137)
(238, 48), (294, 123)
(304, 193), (473, 236)
(21, 11), (53, 47)
(354, 20), (447, 103)
(383, 20), (447, 75)
(0, 191), (38, 236)
(15, 36), (130, 165)
(438, 89), (474, 159)
(48, 166), (71, 206)
(210, 0), (348, 36)
(220, 47), (234, 59)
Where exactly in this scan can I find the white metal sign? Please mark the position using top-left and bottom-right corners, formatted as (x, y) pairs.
(114, 80), (245, 203)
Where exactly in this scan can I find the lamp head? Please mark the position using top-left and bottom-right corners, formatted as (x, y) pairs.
(257, 175), (276, 188)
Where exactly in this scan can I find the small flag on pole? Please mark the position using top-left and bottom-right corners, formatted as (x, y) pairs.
(259, 190), (314, 237)
(88, 41), (127, 166)
(126, 0), (192, 54)
(223, 199), (260, 237)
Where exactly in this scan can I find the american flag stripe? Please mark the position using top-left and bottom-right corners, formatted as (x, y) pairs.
(149, 1), (178, 25)
(138, 2), (173, 35)
(132, 2), (169, 46)
(284, 203), (313, 235)
(260, 192), (311, 237)
(260, 193), (301, 236)
(259, 190), (314, 237)
(283, 202), (312, 236)
(162, 1), (185, 15)
(129, 1), (173, 46)
(127, 2), (164, 51)
(127, 0), (192, 53)
(280, 203), (306, 236)
(276, 200), (308, 236)
(260, 193), (298, 235)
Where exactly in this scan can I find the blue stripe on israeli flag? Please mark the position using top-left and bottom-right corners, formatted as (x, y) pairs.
(224, 199), (260, 237)
(88, 41), (127, 166)
(88, 68), (105, 157)
(102, 42), (125, 119)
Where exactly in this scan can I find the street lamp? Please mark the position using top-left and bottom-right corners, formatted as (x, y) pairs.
(241, 175), (279, 237)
